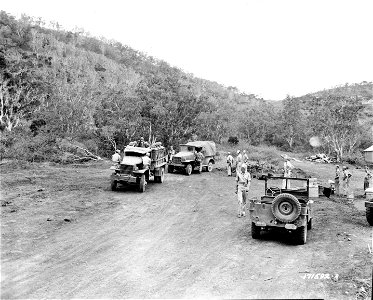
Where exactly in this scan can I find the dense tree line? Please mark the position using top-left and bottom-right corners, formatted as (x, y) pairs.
(0, 11), (372, 162)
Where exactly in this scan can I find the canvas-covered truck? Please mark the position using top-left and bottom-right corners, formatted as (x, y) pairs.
(249, 176), (314, 245)
(110, 145), (168, 192)
(168, 141), (216, 175)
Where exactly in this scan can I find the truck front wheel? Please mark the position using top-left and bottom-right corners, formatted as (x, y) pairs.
(155, 168), (165, 183)
(111, 180), (117, 191)
(185, 164), (193, 176)
(366, 207), (373, 226)
(139, 175), (146, 193)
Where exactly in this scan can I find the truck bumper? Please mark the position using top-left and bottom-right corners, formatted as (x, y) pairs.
(111, 173), (137, 184)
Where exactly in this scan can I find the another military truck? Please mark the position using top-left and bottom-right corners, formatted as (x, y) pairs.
(168, 141), (216, 175)
(249, 176), (313, 245)
(110, 145), (168, 192)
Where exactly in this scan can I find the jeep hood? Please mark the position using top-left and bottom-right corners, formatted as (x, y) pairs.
(121, 156), (143, 165)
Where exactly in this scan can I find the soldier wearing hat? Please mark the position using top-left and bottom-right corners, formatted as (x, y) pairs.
(226, 152), (234, 176)
(236, 150), (243, 172)
(112, 149), (121, 164)
(235, 163), (251, 217)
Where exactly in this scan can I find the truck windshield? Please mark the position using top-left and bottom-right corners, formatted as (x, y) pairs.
(180, 145), (194, 152)
(124, 151), (144, 157)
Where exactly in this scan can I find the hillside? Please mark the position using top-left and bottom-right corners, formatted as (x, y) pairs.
(0, 11), (371, 163)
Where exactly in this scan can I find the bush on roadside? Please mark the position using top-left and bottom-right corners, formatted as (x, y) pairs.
(342, 152), (365, 166)
(228, 136), (239, 145)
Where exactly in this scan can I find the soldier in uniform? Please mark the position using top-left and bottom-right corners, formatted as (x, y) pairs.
(342, 166), (352, 197)
(235, 163), (251, 217)
(364, 166), (372, 194)
(195, 149), (204, 173)
(168, 146), (175, 162)
(112, 149), (121, 164)
(138, 137), (146, 147)
(226, 152), (234, 176)
(334, 165), (341, 196)
(242, 150), (249, 163)
(236, 150), (243, 172)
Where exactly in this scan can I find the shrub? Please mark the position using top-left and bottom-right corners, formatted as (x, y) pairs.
(228, 136), (239, 145)
(342, 152), (365, 166)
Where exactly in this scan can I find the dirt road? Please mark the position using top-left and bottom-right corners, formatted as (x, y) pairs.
(1, 160), (371, 299)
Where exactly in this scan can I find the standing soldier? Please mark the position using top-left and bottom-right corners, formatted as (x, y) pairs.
(168, 146), (175, 163)
(236, 150), (243, 172)
(195, 149), (204, 173)
(138, 137), (145, 147)
(112, 149), (121, 164)
(226, 152), (234, 176)
(282, 155), (294, 188)
(243, 150), (249, 163)
(334, 165), (341, 196)
(235, 163), (251, 217)
(342, 166), (352, 197)
(364, 166), (372, 196)
(142, 153), (151, 169)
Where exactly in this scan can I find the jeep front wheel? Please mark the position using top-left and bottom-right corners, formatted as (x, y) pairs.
(366, 207), (373, 226)
(185, 164), (193, 176)
(251, 222), (261, 239)
(294, 226), (307, 245)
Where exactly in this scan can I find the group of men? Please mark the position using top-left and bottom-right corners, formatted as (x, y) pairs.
(226, 149), (249, 176)
(334, 165), (353, 197)
(111, 137), (153, 168)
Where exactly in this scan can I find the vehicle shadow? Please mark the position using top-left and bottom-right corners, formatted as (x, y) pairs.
(240, 223), (310, 246)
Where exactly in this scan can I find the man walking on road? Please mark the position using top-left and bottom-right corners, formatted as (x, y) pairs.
(226, 152), (234, 176)
(235, 163), (251, 217)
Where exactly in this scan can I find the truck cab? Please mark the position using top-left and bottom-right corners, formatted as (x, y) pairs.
(110, 145), (167, 192)
(168, 141), (216, 175)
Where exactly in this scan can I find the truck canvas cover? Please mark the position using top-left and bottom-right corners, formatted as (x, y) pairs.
(181, 141), (216, 157)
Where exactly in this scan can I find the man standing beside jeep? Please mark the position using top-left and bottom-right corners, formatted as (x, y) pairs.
(236, 163), (251, 217)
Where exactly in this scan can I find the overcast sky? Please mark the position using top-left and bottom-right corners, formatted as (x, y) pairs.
(2, 0), (373, 99)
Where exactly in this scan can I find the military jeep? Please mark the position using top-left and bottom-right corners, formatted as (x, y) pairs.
(110, 146), (167, 192)
(249, 176), (313, 245)
(168, 141), (216, 175)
